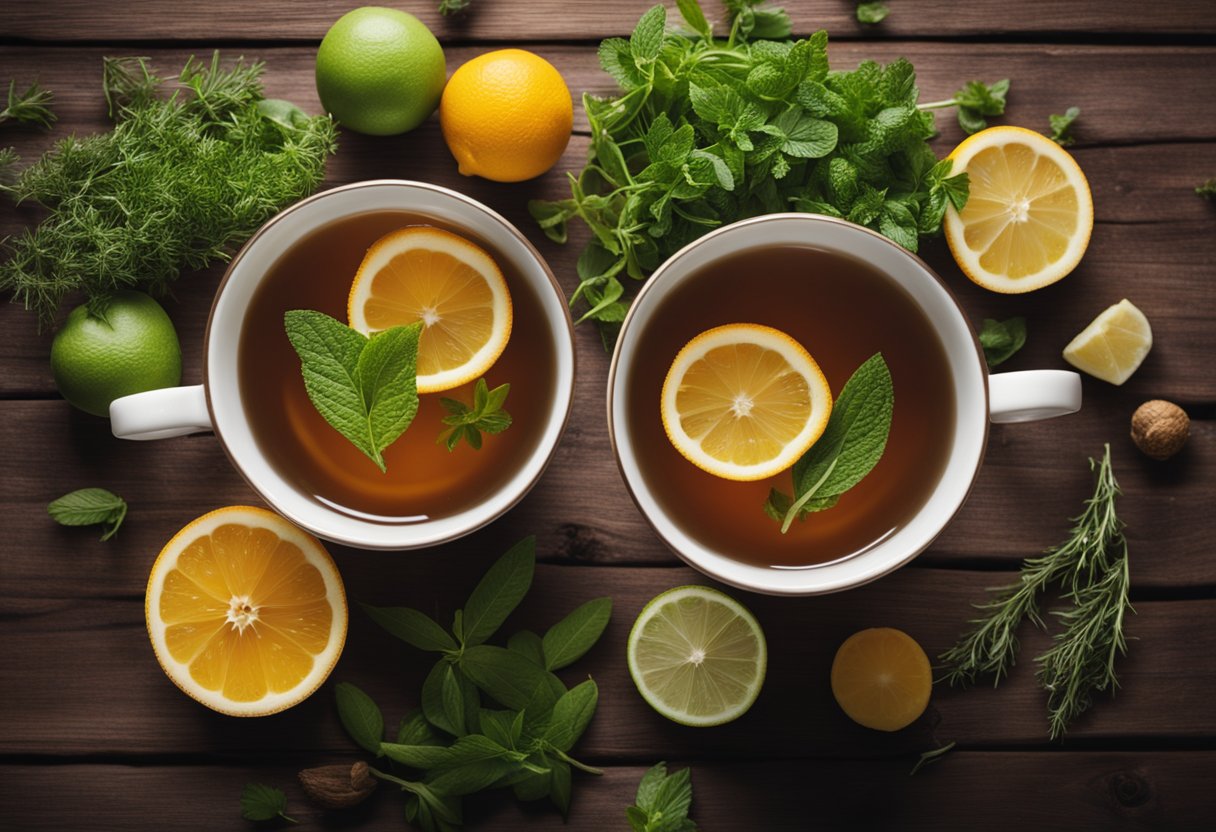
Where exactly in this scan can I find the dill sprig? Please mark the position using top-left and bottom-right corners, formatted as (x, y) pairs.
(0, 52), (336, 324)
(1, 80), (56, 129)
(939, 445), (1132, 738)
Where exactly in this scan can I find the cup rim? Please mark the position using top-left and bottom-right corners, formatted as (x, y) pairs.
(201, 179), (576, 550)
(606, 212), (989, 595)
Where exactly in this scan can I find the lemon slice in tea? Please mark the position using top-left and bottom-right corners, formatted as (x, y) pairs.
(627, 585), (767, 727)
(347, 226), (513, 393)
(660, 323), (833, 481)
(146, 506), (347, 716)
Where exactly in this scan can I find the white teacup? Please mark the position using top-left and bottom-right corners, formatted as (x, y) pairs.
(110, 180), (575, 550)
(607, 213), (1081, 596)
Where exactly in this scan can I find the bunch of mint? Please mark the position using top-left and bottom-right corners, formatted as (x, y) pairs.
(335, 537), (612, 830)
(530, 0), (974, 338)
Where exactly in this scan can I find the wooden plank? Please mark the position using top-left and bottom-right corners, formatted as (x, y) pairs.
(5, 0), (1216, 42)
(1, 754), (1211, 830)
(0, 566), (1211, 759)
(0, 399), (1211, 588)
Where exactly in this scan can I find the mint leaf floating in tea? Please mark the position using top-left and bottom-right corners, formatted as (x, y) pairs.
(47, 487), (127, 541)
(978, 317), (1027, 367)
(626, 761), (697, 832)
(438, 377), (513, 451)
(239, 782), (296, 824)
(284, 310), (421, 472)
(1048, 106), (1081, 147)
(766, 353), (894, 533)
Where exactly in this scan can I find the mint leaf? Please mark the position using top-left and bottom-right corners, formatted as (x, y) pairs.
(627, 762), (697, 831)
(361, 603), (457, 653)
(335, 681), (384, 755)
(675, 0), (712, 37)
(428, 757), (518, 797)
(631, 5), (667, 67)
(240, 782), (296, 824)
(550, 758), (573, 816)
(955, 79), (1009, 134)
(47, 487), (127, 541)
(978, 317), (1027, 368)
(462, 536), (535, 646)
(284, 310), (421, 471)
(421, 660), (462, 736)
(1048, 106), (1080, 147)
(381, 740), (452, 770)
(856, 2), (889, 23)
(398, 709), (442, 746)
(778, 354), (894, 532)
(438, 378), (512, 451)
(508, 629), (547, 666)
(542, 679), (598, 751)
(441, 663), (467, 735)
(542, 597), (613, 671)
(461, 645), (552, 710)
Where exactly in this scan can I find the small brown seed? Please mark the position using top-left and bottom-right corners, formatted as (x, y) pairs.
(1130, 400), (1189, 460)
(298, 761), (377, 809)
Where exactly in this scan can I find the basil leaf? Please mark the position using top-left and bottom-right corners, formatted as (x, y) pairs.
(542, 597), (613, 670)
(47, 487), (128, 541)
(462, 536), (535, 646)
(441, 663), (466, 735)
(978, 317), (1027, 368)
(550, 759), (572, 816)
(461, 644), (552, 710)
(479, 709), (518, 749)
(380, 741), (452, 770)
(421, 660), (460, 736)
(335, 682), (384, 755)
(398, 709), (441, 746)
(508, 630), (547, 666)
(361, 603), (457, 652)
(427, 757), (518, 797)
(542, 679), (599, 752)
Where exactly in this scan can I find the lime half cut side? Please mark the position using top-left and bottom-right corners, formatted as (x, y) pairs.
(627, 585), (767, 727)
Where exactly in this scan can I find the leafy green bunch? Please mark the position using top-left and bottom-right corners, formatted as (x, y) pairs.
(336, 537), (613, 830)
(530, 0), (970, 334)
(0, 53), (337, 323)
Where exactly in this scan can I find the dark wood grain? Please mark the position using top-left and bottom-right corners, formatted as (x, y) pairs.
(1, 754), (1210, 831)
(6, 0), (1216, 42)
(1, 566), (1212, 759)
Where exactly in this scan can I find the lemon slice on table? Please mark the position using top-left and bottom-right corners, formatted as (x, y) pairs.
(944, 126), (1094, 293)
(660, 324), (833, 482)
(1063, 299), (1153, 385)
(830, 627), (932, 732)
(146, 506), (347, 717)
(627, 586), (767, 727)
(347, 227), (513, 393)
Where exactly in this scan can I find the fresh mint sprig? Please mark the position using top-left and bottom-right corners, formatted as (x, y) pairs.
(919, 79), (1010, 135)
(438, 378), (512, 451)
(856, 2), (890, 24)
(627, 761), (698, 832)
(978, 317), (1027, 368)
(47, 487), (128, 541)
(239, 783), (296, 824)
(339, 537), (613, 830)
(1048, 106), (1080, 146)
(284, 310), (421, 472)
(764, 353), (894, 532)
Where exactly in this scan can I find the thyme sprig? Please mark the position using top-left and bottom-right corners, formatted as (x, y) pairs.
(939, 445), (1132, 738)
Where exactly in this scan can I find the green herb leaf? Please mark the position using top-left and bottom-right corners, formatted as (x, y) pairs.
(550, 758), (573, 816)
(775, 353), (894, 532)
(461, 645), (553, 710)
(380, 740), (453, 770)
(335, 681), (384, 755)
(631, 6), (668, 66)
(627, 761), (697, 831)
(676, 0), (712, 37)
(438, 378), (513, 451)
(438, 0), (472, 15)
(361, 603), (457, 653)
(47, 487), (128, 541)
(283, 311), (421, 472)
(240, 782), (296, 824)
(542, 679), (599, 751)
(1048, 106), (1080, 147)
(954, 79), (1009, 134)
(542, 597), (613, 670)
(909, 740), (956, 775)
(398, 709), (442, 746)
(462, 536), (536, 646)
(1197, 179), (1216, 199)
(421, 660), (462, 736)
(508, 629), (547, 666)
(978, 317), (1027, 368)
(856, 2), (890, 24)
(441, 663), (467, 735)
(1, 79), (56, 129)
(428, 757), (518, 797)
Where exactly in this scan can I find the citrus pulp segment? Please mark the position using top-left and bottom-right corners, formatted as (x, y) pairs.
(627, 585), (767, 727)
(660, 323), (832, 481)
(1062, 298), (1153, 385)
(830, 627), (932, 732)
(347, 227), (513, 393)
(944, 126), (1093, 293)
(146, 506), (348, 716)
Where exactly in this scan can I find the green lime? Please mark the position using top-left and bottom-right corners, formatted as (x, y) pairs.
(51, 291), (182, 417)
(315, 7), (446, 136)
(627, 585), (767, 727)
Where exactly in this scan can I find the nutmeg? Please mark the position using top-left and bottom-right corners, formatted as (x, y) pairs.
(1130, 400), (1189, 460)
(298, 761), (377, 809)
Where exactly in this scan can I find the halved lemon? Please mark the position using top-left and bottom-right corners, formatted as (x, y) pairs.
(944, 125), (1093, 293)
(830, 627), (932, 732)
(627, 585), (767, 727)
(347, 227), (513, 393)
(660, 323), (832, 481)
(146, 506), (348, 717)
(1063, 298), (1153, 385)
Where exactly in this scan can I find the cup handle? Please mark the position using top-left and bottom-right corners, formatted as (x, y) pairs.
(109, 385), (213, 440)
(988, 370), (1082, 424)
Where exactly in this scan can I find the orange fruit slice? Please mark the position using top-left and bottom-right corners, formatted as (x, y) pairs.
(830, 627), (932, 732)
(146, 506), (347, 716)
(944, 126), (1093, 293)
(347, 227), (513, 393)
(660, 323), (833, 481)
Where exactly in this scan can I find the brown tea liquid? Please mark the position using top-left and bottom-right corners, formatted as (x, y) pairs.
(238, 211), (555, 521)
(625, 245), (956, 568)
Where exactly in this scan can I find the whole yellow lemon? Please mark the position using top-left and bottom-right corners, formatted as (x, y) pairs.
(440, 49), (573, 183)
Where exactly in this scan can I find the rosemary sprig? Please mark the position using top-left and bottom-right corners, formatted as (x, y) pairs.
(0, 80), (56, 129)
(939, 445), (1131, 738)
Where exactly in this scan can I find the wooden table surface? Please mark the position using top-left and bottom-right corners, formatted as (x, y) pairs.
(3, 2), (1215, 829)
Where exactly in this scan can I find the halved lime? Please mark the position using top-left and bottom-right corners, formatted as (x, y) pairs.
(627, 585), (767, 727)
